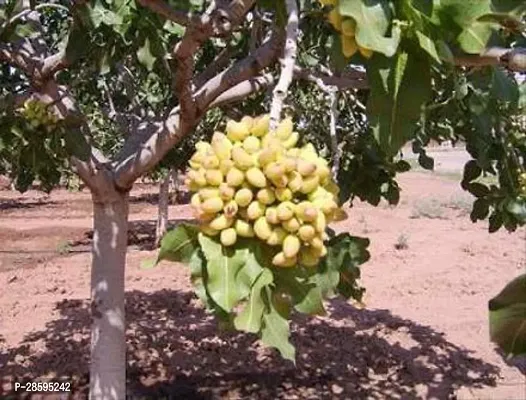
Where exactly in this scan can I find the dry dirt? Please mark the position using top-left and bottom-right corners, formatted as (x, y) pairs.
(0, 172), (525, 400)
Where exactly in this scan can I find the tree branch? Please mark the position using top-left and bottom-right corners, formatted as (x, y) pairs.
(328, 90), (340, 179)
(269, 0), (299, 132)
(293, 66), (369, 90)
(210, 73), (275, 108)
(455, 47), (526, 72)
(170, 0), (257, 128)
(113, 28), (283, 190)
(136, 0), (197, 27)
(39, 50), (69, 80)
(194, 28), (284, 114)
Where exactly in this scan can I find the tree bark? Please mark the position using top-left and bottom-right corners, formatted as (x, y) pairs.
(329, 90), (340, 180)
(90, 193), (129, 400)
(155, 172), (171, 248)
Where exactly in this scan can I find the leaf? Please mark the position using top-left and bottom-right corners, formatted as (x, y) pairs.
(489, 211), (503, 233)
(64, 23), (89, 65)
(189, 248), (210, 307)
(163, 20), (185, 36)
(273, 268), (326, 316)
(367, 52), (432, 157)
(235, 240), (273, 295)
(198, 234), (248, 312)
(489, 274), (526, 357)
(458, 21), (495, 54)
(64, 128), (91, 162)
(234, 269), (274, 333)
(339, 0), (401, 57)
(462, 160), (482, 188)
(436, 40), (455, 63)
(470, 198), (490, 222)
(466, 182), (489, 198)
(157, 224), (199, 264)
(395, 160), (412, 172)
(418, 152), (434, 170)
(491, 67), (519, 106)
(415, 31), (441, 64)
(137, 37), (156, 71)
(506, 198), (526, 224)
(261, 290), (296, 363)
(317, 233), (370, 300)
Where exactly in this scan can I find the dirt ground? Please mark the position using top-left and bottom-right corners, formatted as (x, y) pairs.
(0, 171), (525, 399)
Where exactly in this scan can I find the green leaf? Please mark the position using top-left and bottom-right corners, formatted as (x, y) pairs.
(506, 198), (526, 223)
(461, 160), (482, 188)
(64, 128), (91, 162)
(458, 21), (495, 54)
(418, 151), (434, 170)
(466, 182), (490, 197)
(436, 40), (455, 63)
(234, 269), (274, 333)
(198, 234), (248, 312)
(491, 67), (519, 106)
(235, 240), (273, 295)
(367, 52), (432, 157)
(261, 290), (296, 363)
(64, 23), (89, 65)
(157, 224), (199, 264)
(489, 211), (503, 233)
(339, 0), (401, 57)
(470, 198), (490, 222)
(415, 31), (441, 64)
(273, 268), (326, 316)
(189, 248), (210, 307)
(137, 37), (156, 71)
(164, 20), (185, 36)
(317, 233), (370, 301)
(489, 274), (526, 357)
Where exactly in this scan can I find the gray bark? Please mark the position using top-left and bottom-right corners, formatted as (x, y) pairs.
(90, 194), (129, 400)
(155, 172), (171, 247)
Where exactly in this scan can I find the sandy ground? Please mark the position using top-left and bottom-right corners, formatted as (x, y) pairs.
(0, 171), (525, 399)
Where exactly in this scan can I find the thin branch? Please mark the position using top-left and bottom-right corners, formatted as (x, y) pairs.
(328, 90), (340, 179)
(40, 49), (69, 80)
(136, 0), (197, 27)
(293, 66), (369, 90)
(210, 73), (275, 108)
(170, 0), (256, 128)
(269, 0), (299, 132)
(454, 47), (526, 72)
(0, 43), (35, 75)
(194, 29), (284, 114)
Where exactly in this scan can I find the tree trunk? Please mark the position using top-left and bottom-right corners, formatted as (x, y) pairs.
(90, 193), (129, 400)
(155, 172), (170, 247)
(171, 168), (179, 201)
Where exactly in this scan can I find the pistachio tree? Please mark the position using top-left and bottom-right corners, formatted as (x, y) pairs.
(1, 0), (526, 399)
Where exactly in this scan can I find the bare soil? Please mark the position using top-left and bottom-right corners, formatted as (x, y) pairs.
(0, 172), (525, 399)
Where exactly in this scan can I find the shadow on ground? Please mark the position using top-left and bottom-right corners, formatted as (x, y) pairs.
(1, 291), (500, 399)
(0, 198), (56, 212)
(69, 219), (197, 252)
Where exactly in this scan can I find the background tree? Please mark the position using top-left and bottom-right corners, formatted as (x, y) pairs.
(1, 0), (526, 399)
